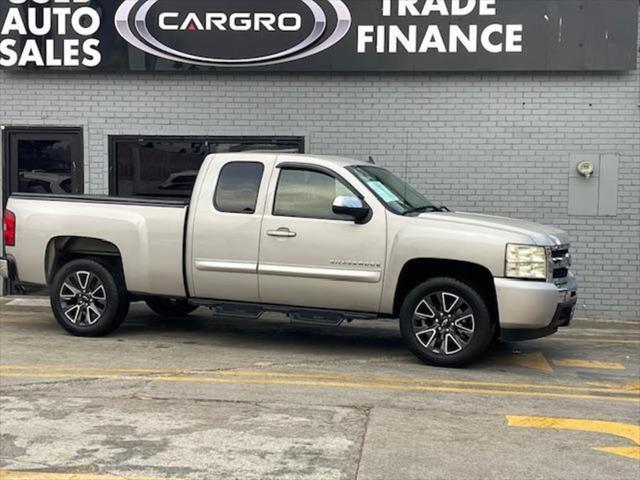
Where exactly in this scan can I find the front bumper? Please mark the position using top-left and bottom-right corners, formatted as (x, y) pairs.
(495, 274), (577, 341)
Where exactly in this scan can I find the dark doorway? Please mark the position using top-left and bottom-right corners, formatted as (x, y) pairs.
(3, 127), (83, 206)
(2, 127), (84, 295)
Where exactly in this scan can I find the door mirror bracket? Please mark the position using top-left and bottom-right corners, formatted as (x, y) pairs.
(332, 196), (371, 223)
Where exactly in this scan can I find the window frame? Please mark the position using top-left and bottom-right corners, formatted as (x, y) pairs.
(213, 161), (265, 215)
(108, 135), (304, 197)
(3, 126), (84, 207)
(272, 163), (368, 222)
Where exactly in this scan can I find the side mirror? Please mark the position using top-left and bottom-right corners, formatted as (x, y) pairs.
(332, 196), (371, 222)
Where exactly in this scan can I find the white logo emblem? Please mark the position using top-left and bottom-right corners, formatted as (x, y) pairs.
(114, 0), (352, 67)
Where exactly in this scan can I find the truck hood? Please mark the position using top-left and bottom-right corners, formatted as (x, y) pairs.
(418, 211), (570, 246)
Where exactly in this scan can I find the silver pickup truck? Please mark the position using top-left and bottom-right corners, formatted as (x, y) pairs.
(1, 153), (577, 367)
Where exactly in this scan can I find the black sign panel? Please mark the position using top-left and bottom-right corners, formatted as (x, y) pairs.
(0, 0), (637, 72)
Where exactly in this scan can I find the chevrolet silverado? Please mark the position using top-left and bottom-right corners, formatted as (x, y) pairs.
(1, 153), (577, 366)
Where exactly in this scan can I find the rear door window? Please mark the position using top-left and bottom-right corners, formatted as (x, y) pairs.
(214, 162), (264, 214)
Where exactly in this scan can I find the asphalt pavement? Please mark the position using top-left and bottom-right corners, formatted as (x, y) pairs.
(0, 297), (638, 480)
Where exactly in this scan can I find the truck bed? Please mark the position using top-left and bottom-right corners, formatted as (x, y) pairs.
(9, 192), (190, 207)
(5, 193), (189, 297)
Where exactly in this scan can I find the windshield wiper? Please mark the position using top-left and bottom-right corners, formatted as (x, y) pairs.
(403, 205), (446, 215)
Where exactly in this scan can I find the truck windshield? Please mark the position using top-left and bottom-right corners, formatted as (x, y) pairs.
(349, 165), (441, 215)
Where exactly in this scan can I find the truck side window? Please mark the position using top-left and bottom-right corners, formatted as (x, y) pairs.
(273, 168), (352, 220)
(214, 162), (264, 214)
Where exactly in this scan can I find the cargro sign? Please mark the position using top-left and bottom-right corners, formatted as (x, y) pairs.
(0, 0), (638, 72)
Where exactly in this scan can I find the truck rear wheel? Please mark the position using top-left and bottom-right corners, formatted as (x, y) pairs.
(145, 298), (198, 317)
(51, 258), (129, 337)
(399, 277), (493, 367)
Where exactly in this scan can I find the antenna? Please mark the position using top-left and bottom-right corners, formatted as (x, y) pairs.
(368, 156), (375, 164)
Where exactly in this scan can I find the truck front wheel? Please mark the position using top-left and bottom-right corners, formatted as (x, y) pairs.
(399, 277), (493, 367)
(51, 258), (129, 337)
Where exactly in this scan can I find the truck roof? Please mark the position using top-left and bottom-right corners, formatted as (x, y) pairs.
(208, 153), (372, 169)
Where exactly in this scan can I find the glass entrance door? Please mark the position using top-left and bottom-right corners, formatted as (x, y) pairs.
(4, 128), (83, 205)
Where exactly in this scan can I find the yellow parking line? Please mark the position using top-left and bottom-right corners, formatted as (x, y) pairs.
(587, 380), (640, 391)
(0, 471), (173, 480)
(210, 369), (640, 395)
(1, 371), (638, 403)
(494, 352), (553, 373)
(508, 416), (640, 443)
(594, 446), (640, 460)
(1, 365), (639, 394)
(554, 359), (626, 370)
(507, 416), (640, 460)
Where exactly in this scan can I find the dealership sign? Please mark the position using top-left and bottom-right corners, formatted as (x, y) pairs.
(0, 0), (637, 71)
(114, 0), (353, 67)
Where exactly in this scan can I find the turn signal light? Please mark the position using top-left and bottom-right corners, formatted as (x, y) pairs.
(3, 209), (15, 247)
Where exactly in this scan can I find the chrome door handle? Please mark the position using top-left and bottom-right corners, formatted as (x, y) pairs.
(267, 228), (297, 238)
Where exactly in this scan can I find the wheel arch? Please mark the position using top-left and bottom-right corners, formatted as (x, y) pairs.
(45, 236), (125, 286)
(392, 258), (499, 325)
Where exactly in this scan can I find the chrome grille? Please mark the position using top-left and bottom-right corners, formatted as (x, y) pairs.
(549, 245), (571, 285)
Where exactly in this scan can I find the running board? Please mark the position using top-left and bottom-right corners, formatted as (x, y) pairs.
(289, 310), (344, 327)
(190, 298), (378, 325)
(209, 302), (263, 320)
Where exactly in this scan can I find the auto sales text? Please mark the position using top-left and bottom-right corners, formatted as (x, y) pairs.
(0, 0), (101, 67)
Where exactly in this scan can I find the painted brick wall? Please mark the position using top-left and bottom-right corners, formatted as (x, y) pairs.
(1, 27), (638, 319)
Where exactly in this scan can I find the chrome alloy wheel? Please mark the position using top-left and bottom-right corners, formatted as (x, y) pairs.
(412, 291), (475, 355)
(59, 271), (107, 326)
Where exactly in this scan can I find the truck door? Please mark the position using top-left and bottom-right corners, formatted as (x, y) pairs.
(258, 163), (386, 312)
(188, 154), (275, 302)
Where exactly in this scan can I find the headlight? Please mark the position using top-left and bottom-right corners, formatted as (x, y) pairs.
(505, 244), (548, 280)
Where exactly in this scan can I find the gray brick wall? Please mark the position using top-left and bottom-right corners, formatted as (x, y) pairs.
(1, 26), (638, 319)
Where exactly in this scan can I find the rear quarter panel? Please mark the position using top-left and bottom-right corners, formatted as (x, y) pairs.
(6, 198), (187, 297)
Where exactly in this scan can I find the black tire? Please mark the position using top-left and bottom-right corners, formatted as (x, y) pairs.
(399, 277), (493, 367)
(51, 258), (129, 337)
(145, 297), (198, 317)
